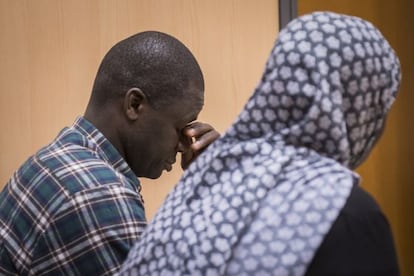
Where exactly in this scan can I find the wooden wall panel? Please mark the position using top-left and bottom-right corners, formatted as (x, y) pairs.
(298, 1), (414, 275)
(0, 0), (278, 220)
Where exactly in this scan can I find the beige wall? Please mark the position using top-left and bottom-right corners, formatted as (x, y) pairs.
(298, 1), (414, 275)
(0, 0), (278, 218)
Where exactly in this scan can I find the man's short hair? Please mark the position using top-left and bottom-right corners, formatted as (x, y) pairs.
(90, 31), (204, 109)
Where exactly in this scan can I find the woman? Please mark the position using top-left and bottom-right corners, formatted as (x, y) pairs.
(120, 11), (400, 276)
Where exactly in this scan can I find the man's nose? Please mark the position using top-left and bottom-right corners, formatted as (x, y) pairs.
(177, 141), (186, 153)
(177, 135), (192, 153)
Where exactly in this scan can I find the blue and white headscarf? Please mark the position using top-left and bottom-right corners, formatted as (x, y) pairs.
(119, 11), (401, 276)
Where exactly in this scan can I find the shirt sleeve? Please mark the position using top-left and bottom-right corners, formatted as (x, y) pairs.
(29, 184), (146, 276)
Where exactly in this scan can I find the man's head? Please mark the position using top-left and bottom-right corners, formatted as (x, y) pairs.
(85, 31), (204, 179)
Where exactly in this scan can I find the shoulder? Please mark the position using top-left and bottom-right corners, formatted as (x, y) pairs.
(335, 184), (390, 226)
(343, 184), (383, 215)
(306, 184), (400, 276)
(32, 130), (128, 194)
(0, 127), (137, 227)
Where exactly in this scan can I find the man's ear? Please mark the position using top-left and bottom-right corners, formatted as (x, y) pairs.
(124, 88), (147, 120)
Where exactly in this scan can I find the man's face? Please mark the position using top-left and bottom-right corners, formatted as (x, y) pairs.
(126, 87), (204, 179)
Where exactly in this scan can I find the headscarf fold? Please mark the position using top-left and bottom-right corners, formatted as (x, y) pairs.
(119, 11), (401, 276)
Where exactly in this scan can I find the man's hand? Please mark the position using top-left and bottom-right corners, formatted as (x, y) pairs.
(180, 122), (220, 170)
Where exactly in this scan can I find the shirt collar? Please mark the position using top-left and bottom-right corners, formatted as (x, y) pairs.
(71, 116), (140, 189)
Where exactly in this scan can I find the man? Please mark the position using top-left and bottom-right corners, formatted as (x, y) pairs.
(0, 31), (219, 275)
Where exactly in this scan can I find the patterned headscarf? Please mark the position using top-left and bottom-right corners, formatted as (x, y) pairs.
(119, 12), (401, 276)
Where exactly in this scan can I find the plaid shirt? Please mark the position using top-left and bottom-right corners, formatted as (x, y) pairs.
(0, 117), (146, 275)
